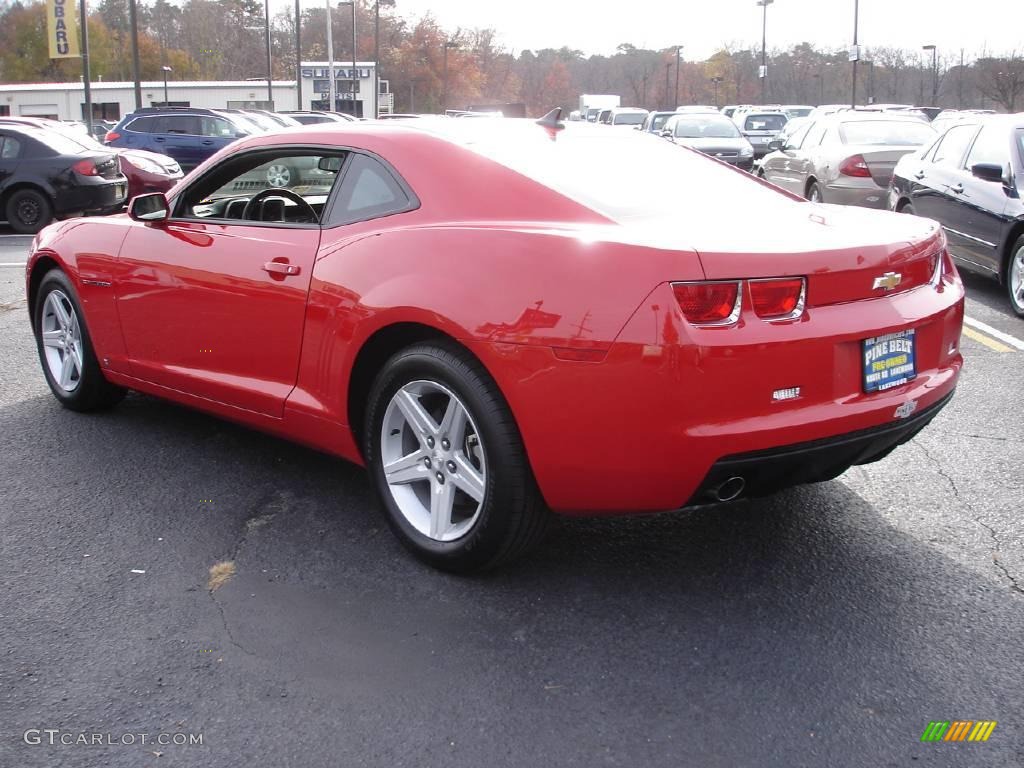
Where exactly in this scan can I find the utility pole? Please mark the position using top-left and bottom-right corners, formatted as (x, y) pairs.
(664, 61), (670, 110)
(350, 1), (356, 115)
(674, 45), (682, 109)
(850, 0), (859, 108)
(757, 0), (773, 102)
(128, 0), (142, 110)
(958, 48), (964, 109)
(79, 0), (93, 125)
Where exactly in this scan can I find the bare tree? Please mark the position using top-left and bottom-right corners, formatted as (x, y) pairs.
(974, 51), (1024, 111)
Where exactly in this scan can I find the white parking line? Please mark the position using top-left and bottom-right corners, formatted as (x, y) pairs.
(0, 262), (27, 267)
(963, 316), (1024, 352)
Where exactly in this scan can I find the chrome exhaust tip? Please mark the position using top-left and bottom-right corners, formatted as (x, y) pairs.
(715, 476), (746, 502)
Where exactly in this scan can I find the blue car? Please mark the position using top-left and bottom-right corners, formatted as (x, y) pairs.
(103, 108), (260, 171)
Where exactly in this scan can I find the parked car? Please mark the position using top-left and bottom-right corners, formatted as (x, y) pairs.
(760, 112), (935, 207)
(661, 113), (755, 170)
(0, 116), (181, 200)
(675, 105), (719, 114)
(0, 124), (127, 233)
(929, 109), (997, 137)
(781, 105), (814, 119)
(104, 107), (260, 171)
(889, 114), (1024, 316)
(602, 107), (649, 128)
(720, 105), (749, 118)
(638, 111), (683, 134)
(596, 108), (613, 124)
(25, 118), (963, 571)
(281, 111), (352, 125)
(733, 110), (789, 158)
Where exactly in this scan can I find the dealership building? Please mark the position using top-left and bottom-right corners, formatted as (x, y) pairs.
(0, 61), (392, 122)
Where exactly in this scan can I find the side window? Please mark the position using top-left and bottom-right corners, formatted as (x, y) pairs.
(1, 136), (20, 158)
(965, 124), (1007, 169)
(127, 116), (156, 133)
(803, 122), (827, 148)
(161, 115), (200, 135)
(200, 117), (236, 138)
(785, 122), (812, 150)
(328, 154), (414, 226)
(932, 124), (977, 168)
(176, 151), (345, 223)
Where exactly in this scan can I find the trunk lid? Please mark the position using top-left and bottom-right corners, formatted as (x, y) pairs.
(845, 145), (920, 187)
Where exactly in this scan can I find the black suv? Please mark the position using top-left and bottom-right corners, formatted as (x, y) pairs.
(103, 107), (260, 171)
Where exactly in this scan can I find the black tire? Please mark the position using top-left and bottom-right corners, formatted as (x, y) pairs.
(1006, 235), (1024, 318)
(365, 342), (550, 573)
(806, 181), (823, 203)
(6, 188), (53, 234)
(33, 270), (126, 411)
(900, 201), (916, 215)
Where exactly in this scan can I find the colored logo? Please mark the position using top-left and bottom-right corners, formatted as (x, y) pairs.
(921, 721), (997, 742)
(872, 271), (903, 291)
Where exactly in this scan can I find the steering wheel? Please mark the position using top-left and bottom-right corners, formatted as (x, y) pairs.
(241, 188), (317, 222)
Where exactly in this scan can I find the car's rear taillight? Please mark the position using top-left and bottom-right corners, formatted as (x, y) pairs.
(104, 131), (121, 143)
(672, 281), (742, 325)
(71, 159), (99, 176)
(750, 277), (806, 320)
(838, 154), (872, 177)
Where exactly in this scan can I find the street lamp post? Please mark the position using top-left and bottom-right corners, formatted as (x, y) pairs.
(922, 44), (938, 105)
(674, 45), (682, 109)
(711, 76), (722, 108)
(161, 65), (172, 106)
(264, 0), (273, 105)
(850, 0), (859, 108)
(295, 0), (301, 108)
(757, 0), (773, 102)
(80, 0), (93, 125)
(128, 0), (142, 110)
(336, 1), (357, 115)
(325, 0), (336, 111)
(373, 0), (395, 119)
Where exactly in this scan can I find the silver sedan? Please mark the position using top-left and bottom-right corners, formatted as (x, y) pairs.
(759, 113), (936, 208)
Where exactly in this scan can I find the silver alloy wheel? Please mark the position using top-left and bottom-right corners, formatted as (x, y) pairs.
(1011, 245), (1024, 311)
(40, 290), (83, 392)
(265, 164), (292, 187)
(809, 185), (821, 203)
(380, 380), (487, 542)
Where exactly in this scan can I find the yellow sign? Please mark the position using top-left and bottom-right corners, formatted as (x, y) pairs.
(47, 0), (80, 59)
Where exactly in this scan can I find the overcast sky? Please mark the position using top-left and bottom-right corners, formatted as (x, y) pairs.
(356, 0), (1022, 61)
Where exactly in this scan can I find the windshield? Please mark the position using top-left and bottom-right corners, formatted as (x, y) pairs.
(241, 112), (278, 130)
(674, 117), (741, 139)
(839, 120), (936, 146)
(612, 113), (645, 125)
(743, 114), (787, 132)
(786, 108), (812, 118)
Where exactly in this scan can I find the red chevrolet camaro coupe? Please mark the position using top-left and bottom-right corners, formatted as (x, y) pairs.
(26, 116), (965, 571)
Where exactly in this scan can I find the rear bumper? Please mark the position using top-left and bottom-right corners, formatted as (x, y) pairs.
(472, 274), (965, 514)
(823, 181), (888, 209)
(686, 391), (952, 505)
(54, 176), (128, 216)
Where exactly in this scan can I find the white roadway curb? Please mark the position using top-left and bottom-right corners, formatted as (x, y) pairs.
(963, 316), (1024, 352)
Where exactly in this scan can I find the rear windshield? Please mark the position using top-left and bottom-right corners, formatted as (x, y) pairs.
(674, 117), (740, 139)
(461, 126), (796, 222)
(28, 131), (95, 155)
(839, 120), (935, 146)
(744, 114), (787, 131)
(612, 113), (645, 125)
(786, 108), (812, 118)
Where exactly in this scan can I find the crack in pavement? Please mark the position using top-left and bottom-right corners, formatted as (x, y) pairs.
(913, 438), (1024, 596)
(205, 490), (289, 658)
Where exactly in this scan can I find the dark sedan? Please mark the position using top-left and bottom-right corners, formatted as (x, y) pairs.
(0, 125), (127, 233)
(890, 115), (1024, 316)
(661, 114), (755, 170)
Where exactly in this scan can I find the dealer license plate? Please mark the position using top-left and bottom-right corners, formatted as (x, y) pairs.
(862, 329), (916, 392)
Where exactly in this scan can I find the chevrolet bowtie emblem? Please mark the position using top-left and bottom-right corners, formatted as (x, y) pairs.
(872, 271), (903, 291)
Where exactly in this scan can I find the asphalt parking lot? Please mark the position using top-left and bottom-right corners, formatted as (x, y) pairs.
(0, 228), (1022, 767)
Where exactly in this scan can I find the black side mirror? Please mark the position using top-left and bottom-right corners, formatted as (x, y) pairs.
(970, 162), (1004, 183)
(767, 138), (784, 152)
(129, 192), (170, 222)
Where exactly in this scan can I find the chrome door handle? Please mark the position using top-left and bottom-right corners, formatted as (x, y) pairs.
(950, 183), (964, 194)
(913, 171), (925, 180)
(262, 261), (300, 276)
